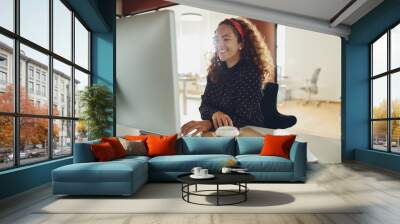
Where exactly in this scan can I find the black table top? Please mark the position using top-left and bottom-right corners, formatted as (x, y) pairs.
(177, 172), (255, 185)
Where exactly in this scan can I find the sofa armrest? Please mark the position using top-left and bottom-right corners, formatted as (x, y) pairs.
(73, 140), (100, 163)
(289, 141), (307, 181)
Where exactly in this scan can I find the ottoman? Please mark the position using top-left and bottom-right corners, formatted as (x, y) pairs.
(52, 157), (148, 196)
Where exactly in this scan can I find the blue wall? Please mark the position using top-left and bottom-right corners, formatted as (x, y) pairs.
(0, 158), (72, 199)
(0, 0), (116, 200)
(91, 0), (116, 136)
(343, 0), (400, 171)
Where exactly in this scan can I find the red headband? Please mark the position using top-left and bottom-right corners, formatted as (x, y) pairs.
(229, 18), (244, 39)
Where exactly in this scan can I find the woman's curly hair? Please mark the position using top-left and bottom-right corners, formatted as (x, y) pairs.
(207, 17), (275, 85)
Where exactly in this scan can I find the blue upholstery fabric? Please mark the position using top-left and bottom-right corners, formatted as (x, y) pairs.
(290, 141), (307, 181)
(52, 158), (148, 195)
(236, 137), (264, 155)
(116, 155), (150, 163)
(179, 137), (236, 155)
(73, 140), (100, 163)
(236, 155), (293, 172)
(53, 137), (308, 196)
(149, 155), (235, 172)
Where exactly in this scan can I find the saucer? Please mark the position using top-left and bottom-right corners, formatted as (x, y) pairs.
(190, 174), (215, 179)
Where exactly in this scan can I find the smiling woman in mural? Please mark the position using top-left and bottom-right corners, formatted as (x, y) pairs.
(181, 17), (277, 136)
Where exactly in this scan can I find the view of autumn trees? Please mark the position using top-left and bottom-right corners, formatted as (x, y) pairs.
(372, 99), (400, 144)
(0, 84), (59, 154)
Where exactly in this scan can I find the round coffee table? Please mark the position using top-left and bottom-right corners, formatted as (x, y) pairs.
(177, 173), (255, 206)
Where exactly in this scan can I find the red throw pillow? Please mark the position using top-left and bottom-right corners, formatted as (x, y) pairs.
(146, 134), (177, 157)
(260, 134), (296, 159)
(91, 142), (117, 161)
(101, 137), (127, 158)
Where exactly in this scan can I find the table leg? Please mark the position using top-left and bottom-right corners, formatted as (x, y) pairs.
(217, 184), (219, 206)
(245, 183), (247, 201)
(187, 184), (190, 202)
(195, 184), (197, 192)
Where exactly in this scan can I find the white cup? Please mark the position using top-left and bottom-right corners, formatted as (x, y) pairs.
(191, 167), (202, 176)
(221, 167), (232, 174)
(200, 169), (208, 176)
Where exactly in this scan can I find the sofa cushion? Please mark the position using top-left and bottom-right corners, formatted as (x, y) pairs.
(260, 134), (296, 159)
(101, 137), (127, 158)
(73, 140), (100, 163)
(180, 137), (235, 155)
(147, 135), (177, 157)
(119, 138), (147, 156)
(148, 154), (235, 172)
(236, 137), (263, 155)
(53, 158), (147, 183)
(91, 142), (118, 161)
(115, 155), (150, 163)
(236, 155), (293, 172)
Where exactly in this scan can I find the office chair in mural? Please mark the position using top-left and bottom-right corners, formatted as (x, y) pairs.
(300, 68), (321, 104)
(261, 82), (297, 129)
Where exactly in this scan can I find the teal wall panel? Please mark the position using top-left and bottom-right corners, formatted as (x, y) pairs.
(344, 0), (400, 171)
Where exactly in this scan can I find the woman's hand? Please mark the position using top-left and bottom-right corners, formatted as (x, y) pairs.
(212, 111), (233, 128)
(181, 120), (213, 136)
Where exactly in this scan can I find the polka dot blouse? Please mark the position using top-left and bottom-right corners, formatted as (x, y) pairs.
(199, 59), (264, 128)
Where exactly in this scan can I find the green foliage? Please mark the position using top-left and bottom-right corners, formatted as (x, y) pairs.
(79, 84), (113, 140)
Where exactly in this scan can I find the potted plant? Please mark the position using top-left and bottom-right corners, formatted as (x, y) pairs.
(79, 84), (113, 140)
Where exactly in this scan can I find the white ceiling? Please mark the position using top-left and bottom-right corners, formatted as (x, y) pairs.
(170, 0), (384, 38)
(226, 0), (353, 23)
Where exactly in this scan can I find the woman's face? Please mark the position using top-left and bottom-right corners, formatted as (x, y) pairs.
(214, 24), (243, 62)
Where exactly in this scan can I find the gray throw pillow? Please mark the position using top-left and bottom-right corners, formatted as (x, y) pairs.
(118, 138), (147, 156)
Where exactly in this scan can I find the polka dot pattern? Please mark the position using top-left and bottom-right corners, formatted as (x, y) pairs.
(199, 59), (264, 128)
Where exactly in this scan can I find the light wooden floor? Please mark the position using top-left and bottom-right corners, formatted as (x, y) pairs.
(278, 100), (341, 139)
(1, 162), (400, 224)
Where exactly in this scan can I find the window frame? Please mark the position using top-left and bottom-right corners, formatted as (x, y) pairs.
(370, 20), (400, 154)
(0, 0), (92, 171)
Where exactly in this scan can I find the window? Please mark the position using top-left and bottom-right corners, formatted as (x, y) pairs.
(35, 83), (40, 95)
(28, 67), (34, 80)
(35, 70), (41, 81)
(41, 85), (46, 97)
(75, 17), (89, 70)
(0, 35), (13, 113)
(0, 116), (13, 170)
(53, 119), (72, 158)
(0, 55), (7, 67)
(0, 54), (8, 86)
(20, 0), (49, 49)
(41, 73), (46, 82)
(53, 59), (71, 117)
(0, 0), (91, 170)
(53, 0), (72, 60)
(74, 69), (89, 118)
(0, 0), (14, 32)
(370, 23), (400, 154)
(28, 81), (34, 94)
(0, 71), (6, 85)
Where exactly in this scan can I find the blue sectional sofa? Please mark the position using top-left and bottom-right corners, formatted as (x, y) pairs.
(52, 137), (307, 196)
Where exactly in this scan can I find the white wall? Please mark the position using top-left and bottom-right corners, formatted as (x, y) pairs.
(163, 5), (233, 76)
(283, 26), (341, 102)
(116, 10), (180, 135)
